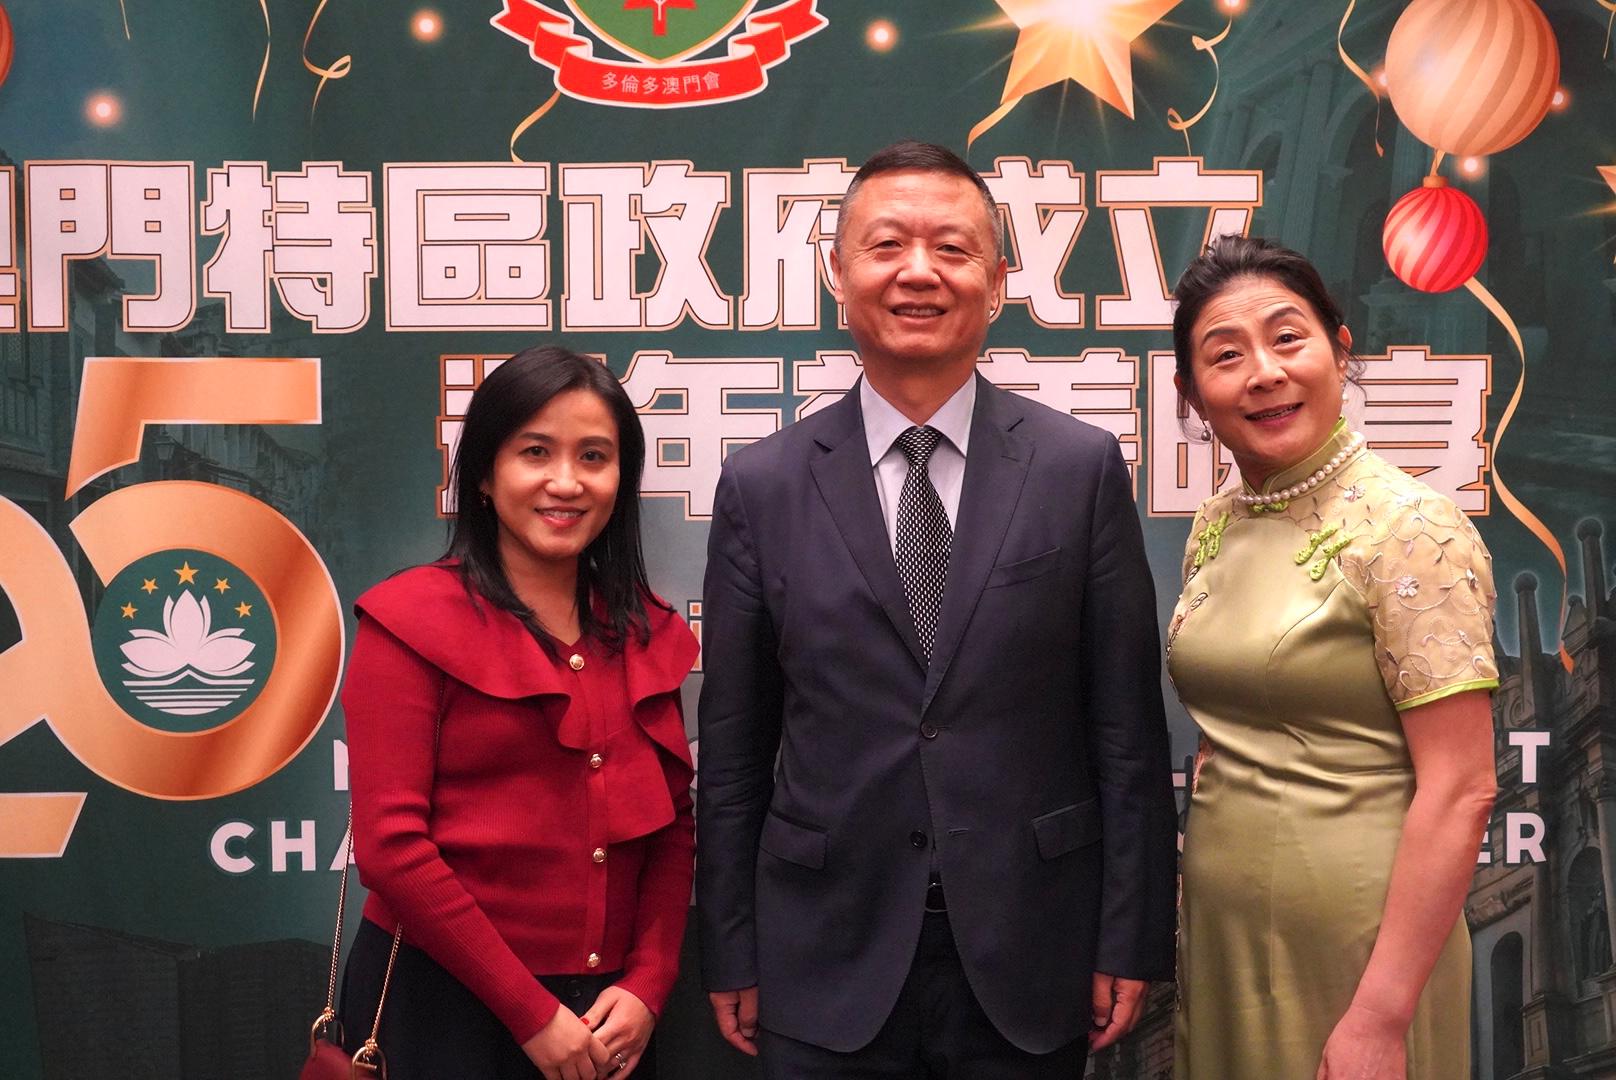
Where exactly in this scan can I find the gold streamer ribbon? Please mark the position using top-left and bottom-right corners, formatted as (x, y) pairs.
(1599, 0), (1616, 58)
(302, 0), (353, 122)
(252, 0), (271, 121)
(117, 0), (130, 39)
(510, 91), (562, 163)
(1463, 276), (1574, 673)
(1166, 13), (1233, 156)
(1602, 166), (1616, 264)
(1337, 0), (1384, 157)
(1429, 148), (1447, 178)
(967, 98), (1020, 153)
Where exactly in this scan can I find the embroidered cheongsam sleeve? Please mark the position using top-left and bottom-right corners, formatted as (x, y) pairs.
(1339, 479), (1501, 710)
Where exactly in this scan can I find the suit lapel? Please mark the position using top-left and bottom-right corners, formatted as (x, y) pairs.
(923, 377), (1031, 711)
(809, 388), (928, 670)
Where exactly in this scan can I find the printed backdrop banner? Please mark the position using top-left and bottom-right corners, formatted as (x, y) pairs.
(0, 1), (1612, 1077)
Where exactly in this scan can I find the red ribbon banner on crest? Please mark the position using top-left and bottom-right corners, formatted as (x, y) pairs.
(493, 0), (826, 108)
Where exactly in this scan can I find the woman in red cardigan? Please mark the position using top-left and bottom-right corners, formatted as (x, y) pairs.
(339, 345), (699, 1080)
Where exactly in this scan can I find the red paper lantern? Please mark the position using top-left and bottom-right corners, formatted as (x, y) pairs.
(1382, 177), (1488, 294)
(0, 4), (13, 91)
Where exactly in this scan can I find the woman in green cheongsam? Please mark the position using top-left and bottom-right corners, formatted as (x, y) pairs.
(1168, 236), (1499, 1080)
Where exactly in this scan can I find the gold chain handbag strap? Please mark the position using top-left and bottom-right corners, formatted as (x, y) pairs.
(307, 807), (354, 1046)
(316, 671), (446, 1079)
(352, 924), (404, 1076)
(328, 814), (400, 1073)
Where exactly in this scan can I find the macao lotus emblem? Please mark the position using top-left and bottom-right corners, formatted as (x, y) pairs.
(566, 0), (755, 63)
(118, 590), (258, 717)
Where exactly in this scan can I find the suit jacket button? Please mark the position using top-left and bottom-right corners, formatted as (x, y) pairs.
(586, 952), (601, 969)
(592, 847), (606, 864)
(909, 830), (928, 849)
(569, 653), (585, 671)
(919, 722), (939, 740)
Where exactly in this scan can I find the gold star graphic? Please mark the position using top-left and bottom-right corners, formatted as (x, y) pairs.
(972, 0), (1184, 144)
(120, 602), (137, 619)
(140, 578), (158, 594)
(175, 561), (199, 585)
(214, 577), (231, 594)
(236, 601), (253, 618)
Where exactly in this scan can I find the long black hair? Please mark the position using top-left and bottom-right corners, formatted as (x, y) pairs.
(444, 345), (664, 651)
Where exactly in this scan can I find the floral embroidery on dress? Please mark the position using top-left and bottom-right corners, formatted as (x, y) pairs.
(1177, 732), (1216, 1017)
(1166, 592), (1209, 659)
(1336, 454), (1499, 706)
(1190, 735), (1214, 795)
(1344, 483), (1365, 502)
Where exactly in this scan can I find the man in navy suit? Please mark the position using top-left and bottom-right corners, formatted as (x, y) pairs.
(696, 140), (1176, 1077)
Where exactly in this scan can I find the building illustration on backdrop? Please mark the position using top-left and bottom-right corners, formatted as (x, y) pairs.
(23, 914), (326, 1080)
(6, 0), (1616, 1073)
(0, 149), (323, 648)
(1468, 525), (1616, 1080)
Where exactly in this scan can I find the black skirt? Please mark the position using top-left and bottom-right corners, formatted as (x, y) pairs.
(338, 917), (659, 1080)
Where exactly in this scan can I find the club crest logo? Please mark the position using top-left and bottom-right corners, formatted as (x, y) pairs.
(90, 550), (276, 734)
(492, 0), (826, 108)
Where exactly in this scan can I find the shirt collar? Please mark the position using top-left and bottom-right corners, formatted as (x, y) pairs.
(860, 374), (977, 466)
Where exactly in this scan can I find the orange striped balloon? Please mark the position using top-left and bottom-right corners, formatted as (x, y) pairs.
(1383, 177), (1488, 294)
(1384, 0), (1559, 158)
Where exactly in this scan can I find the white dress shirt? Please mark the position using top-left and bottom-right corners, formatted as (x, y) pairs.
(860, 375), (975, 553)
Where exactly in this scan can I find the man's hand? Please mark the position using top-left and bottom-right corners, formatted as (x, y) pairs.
(708, 987), (759, 1056)
(1088, 972), (1148, 1051)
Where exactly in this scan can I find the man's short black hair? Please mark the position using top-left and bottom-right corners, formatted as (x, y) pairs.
(833, 140), (1003, 263)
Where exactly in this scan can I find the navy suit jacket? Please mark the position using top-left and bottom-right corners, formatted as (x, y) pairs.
(696, 375), (1176, 1054)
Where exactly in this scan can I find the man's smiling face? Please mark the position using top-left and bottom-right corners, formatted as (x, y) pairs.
(831, 169), (1006, 378)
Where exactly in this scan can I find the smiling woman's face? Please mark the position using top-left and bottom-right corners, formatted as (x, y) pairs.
(1176, 275), (1352, 489)
(479, 388), (621, 578)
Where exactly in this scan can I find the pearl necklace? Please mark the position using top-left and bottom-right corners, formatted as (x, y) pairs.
(1236, 432), (1366, 510)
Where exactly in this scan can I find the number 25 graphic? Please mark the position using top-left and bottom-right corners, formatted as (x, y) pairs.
(0, 357), (342, 857)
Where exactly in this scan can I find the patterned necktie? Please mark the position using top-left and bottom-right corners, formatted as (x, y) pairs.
(894, 425), (952, 661)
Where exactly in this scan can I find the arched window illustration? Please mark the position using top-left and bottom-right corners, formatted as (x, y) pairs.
(1569, 847), (1613, 984)
(1490, 932), (1524, 1079)
(1332, 105), (1391, 342)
